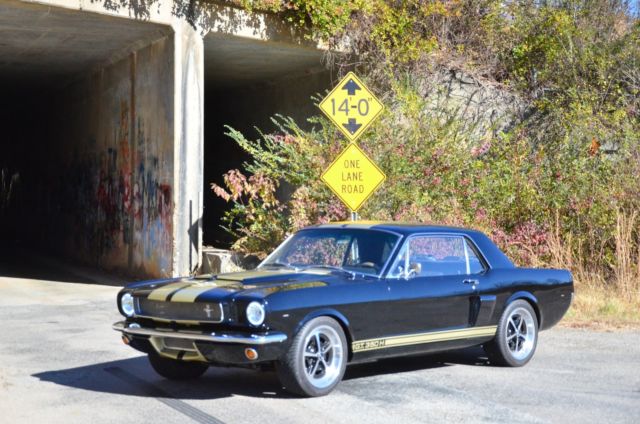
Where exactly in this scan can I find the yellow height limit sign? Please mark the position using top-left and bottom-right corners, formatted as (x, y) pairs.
(319, 72), (384, 142)
(321, 143), (386, 212)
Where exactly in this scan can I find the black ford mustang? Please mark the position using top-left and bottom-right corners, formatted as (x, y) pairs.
(113, 222), (573, 396)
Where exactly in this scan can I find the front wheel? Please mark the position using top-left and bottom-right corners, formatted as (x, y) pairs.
(484, 300), (538, 367)
(276, 316), (347, 397)
(148, 351), (209, 380)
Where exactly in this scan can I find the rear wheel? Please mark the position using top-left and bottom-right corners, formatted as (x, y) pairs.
(484, 300), (538, 367)
(148, 351), (208, 380)
(276, 316), (347, 397)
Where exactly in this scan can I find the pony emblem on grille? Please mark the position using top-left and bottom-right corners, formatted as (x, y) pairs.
(203, 304), (213, 319)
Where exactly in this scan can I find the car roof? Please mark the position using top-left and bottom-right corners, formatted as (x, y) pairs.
(310, 221), (481, 236)
(307, 221), (515, 269)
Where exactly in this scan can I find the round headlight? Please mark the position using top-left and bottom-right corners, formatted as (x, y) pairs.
(121, 293), (135, 317)
(246, 301), (265, 326)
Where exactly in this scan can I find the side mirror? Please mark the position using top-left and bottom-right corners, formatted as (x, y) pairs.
(405, 262), (421, 279)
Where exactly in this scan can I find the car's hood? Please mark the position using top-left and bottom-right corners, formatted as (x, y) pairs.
(128, 269), (334, 303)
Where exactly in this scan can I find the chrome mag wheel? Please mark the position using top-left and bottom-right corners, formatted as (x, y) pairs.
(506, 307), (536, 361)
(484, 299), (539, 367)
(276, 316), (348, 396)
(302, 325), (344, 389)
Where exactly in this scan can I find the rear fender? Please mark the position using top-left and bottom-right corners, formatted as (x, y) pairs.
(505, 291), (542, 328)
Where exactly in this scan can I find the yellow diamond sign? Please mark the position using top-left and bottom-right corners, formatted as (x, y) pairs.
(321, 143), (386, 212)
(319, 72), (384, 142)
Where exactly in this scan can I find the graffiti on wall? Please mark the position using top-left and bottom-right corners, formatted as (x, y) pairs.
(64, 100), (173, 277)
(132, 115), (173, 274)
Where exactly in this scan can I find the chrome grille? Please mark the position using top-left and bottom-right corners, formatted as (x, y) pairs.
(136, 298), (223, 323)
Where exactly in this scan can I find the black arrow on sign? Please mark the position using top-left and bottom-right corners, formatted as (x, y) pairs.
(342, 78), (361, 96)
(343, 118), (362, 135)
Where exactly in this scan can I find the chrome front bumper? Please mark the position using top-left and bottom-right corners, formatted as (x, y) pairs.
(112, 321), (288, 345)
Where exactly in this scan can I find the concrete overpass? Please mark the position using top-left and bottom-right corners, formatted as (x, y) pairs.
(0, 0), (330, 278)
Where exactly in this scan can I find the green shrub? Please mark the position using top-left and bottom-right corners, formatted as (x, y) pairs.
(212, 0), (640, 292)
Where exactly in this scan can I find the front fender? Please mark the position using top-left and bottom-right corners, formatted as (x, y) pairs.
(294, 308), (355, 359)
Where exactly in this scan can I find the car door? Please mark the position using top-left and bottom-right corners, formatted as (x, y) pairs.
(384, 234), (488, 336)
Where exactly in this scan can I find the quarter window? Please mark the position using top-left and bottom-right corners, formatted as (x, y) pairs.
(388, 235), (486, 278)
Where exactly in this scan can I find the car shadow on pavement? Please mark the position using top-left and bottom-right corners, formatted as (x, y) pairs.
(33, 347), (491, 400)
(344, 346), (490, 381)
(33, 356), (296, 400)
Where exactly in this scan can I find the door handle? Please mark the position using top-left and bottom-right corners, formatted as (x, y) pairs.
(463, 279), (479, 285)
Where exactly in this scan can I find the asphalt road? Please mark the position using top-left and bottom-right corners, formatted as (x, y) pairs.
(0, 259), (638, 424)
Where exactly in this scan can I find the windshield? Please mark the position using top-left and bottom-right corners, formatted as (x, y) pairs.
(260, 228), (401, 276)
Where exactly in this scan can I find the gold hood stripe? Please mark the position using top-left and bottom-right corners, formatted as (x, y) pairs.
(170, 283), (219, 303)
(147, 271), (330, 304)
(147, 282), (193, 301)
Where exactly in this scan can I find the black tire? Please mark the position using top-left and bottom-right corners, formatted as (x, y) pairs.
(484, 299), (539, 367)
(148, 351), (209, 380)
(276, 316), (348, 397)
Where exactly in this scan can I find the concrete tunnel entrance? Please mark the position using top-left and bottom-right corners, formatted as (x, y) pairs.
(0, 1), (177, 278)
(202, 33), (330, 248)
(0, 0), (330, 279)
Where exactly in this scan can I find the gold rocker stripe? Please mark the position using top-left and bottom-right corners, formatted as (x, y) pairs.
(147, 282), (193, 301)
(352, 325), (497, 353)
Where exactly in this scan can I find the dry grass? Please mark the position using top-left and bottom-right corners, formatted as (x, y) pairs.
(561, 285), (640, 330)
(547, 211), (640, 330)
(613, 211), (640, 301)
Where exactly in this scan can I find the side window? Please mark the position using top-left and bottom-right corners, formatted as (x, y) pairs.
(465, 241), (485, 274)
(388, 235), (486, 278)
(343, 233), (398, 274)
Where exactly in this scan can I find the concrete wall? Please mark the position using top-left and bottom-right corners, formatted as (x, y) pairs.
(45, 36), (176, 277)
(173, 21), (205, 276)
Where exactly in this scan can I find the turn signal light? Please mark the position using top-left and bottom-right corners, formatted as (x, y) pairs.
(244, 348), (258, 360)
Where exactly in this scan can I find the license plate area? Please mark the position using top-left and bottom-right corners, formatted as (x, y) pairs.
(162, 337), (198, 352)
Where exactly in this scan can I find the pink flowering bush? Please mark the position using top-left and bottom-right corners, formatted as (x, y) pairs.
(211, 169), (286, 256)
